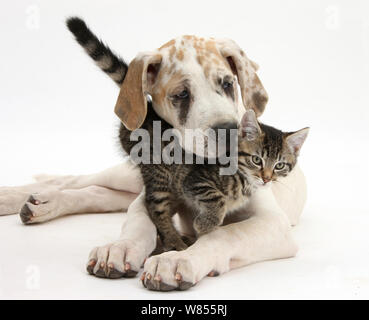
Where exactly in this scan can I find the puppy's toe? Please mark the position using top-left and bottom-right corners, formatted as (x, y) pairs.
(87, 260), (96, 275)
(95, 267), (106, 278)
(19, 193), (59, 224)
(87, 240), (146, 279)
(20, 203), (33, 224)
(106, 265), (125, 279)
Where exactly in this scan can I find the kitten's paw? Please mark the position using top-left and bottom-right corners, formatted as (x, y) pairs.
(193, 215), (221, 235)
(181, 235), (196, 247)
(142, 251), (197, 291)
(163, 238), (188, 252)
(87, 240), (147, 279)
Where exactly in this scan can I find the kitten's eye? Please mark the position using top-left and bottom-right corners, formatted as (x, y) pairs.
(174, 90), (189, 99)
(251, 155), (262, 166)
(222, 81), (233, 90)
(275, 162), (286, 170)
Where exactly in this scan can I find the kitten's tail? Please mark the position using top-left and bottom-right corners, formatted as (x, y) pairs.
(66, 17), (127, 87)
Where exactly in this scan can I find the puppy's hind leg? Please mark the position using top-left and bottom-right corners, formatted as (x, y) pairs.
(0, 188), (32, 216)
(0, 159), (143, 217)
(20, 185), (137, 224)
(31, 160), (143, 194)
(32, 174), (61, 182)
(0, 181), (64, 216)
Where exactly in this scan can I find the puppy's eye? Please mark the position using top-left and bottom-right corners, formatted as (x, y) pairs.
(175, 90), (189, 99)
(251, 155), (262, 166)
(222, 81), (233, 90)
(275, 162), (286, 170)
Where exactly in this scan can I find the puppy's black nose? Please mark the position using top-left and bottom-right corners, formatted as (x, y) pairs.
(211, 121), (238, 153)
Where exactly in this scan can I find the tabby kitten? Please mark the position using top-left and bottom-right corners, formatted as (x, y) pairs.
(120, 108), (309, 251)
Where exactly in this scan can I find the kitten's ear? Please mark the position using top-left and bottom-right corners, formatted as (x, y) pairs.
(240, 109), (262, 141)
(285, 127), (310, 155)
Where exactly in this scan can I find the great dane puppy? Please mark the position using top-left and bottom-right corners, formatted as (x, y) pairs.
(0, 18), (306, 291)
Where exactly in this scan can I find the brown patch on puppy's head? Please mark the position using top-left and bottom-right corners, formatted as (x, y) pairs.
(114, 34), (269, 151)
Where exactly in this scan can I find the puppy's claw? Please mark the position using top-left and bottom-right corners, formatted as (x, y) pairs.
(87, 260), (96, 275)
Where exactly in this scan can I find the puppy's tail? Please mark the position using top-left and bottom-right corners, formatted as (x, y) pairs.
(66, 17), (127, 87)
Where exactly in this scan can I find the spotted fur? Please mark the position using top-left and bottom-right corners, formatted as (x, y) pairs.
(113, 34), (269, 149)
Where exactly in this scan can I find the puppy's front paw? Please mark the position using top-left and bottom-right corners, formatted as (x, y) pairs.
(87, 240), (147, 279)
(142, 251), (196, 291)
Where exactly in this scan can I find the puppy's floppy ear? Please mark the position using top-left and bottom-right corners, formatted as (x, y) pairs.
(216, 39), (268, 117)
(114, 52), (162, 130)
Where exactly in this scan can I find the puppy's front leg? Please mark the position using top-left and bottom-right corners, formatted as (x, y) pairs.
(142, 187), (298, 291)
(87, 189), (158, 279)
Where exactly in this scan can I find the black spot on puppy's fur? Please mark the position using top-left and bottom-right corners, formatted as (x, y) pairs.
(224, 84), (235, 101)
(173, 94), (192, 125)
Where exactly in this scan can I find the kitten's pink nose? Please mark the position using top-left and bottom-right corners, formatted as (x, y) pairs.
(262, 177), (271, 184)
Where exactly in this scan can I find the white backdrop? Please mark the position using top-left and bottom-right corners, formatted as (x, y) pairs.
(1, 0), (369, 299)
